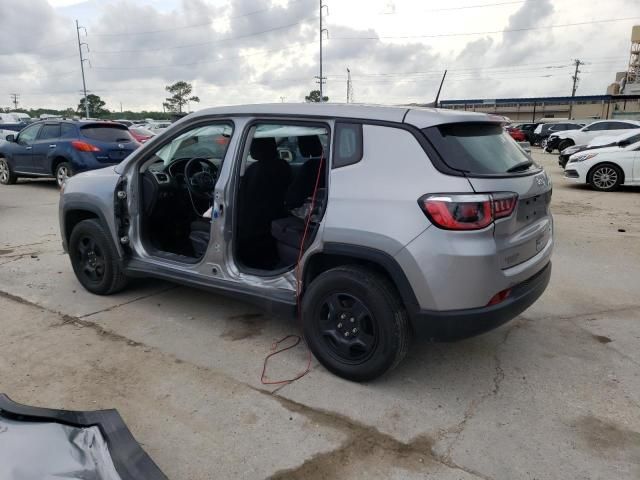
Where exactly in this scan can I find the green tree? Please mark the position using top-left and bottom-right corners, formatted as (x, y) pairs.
(304, 90), (328, 103)
(163, 81), (200, 113)
(77, 94), (109, 117)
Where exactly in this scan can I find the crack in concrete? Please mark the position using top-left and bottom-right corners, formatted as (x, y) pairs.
(262, 392), (494, 480)
(1, 288), (495, 480)
(440, 320), (519, 463)
(79, 285), (178, 319)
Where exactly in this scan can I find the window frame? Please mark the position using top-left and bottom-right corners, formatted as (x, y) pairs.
(16, 124), (42, 145)
(332, 122), (363, 169)
(37, 123), (61, 141)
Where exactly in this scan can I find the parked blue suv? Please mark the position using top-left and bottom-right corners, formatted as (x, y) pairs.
(0, 120), (140, 187)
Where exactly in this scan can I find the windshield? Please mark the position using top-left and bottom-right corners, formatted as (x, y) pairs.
(423, 123), (535, 175)
(81, 124), (135, 143)
(155, 124), (232, 167)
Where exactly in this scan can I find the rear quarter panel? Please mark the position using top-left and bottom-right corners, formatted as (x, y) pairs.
(322, 124), (473, 255)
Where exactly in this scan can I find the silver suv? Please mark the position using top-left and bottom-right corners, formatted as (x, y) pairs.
(59, 104), (553, 381)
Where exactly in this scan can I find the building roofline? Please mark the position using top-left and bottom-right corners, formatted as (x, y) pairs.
(440, 94), (640, 105)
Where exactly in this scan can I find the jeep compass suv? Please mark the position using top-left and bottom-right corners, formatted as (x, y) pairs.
(59, 104), (553, 381)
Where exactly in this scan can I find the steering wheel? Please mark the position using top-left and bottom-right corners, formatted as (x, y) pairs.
(184, 157), (218, 200)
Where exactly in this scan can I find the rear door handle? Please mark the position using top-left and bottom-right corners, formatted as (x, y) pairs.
(25, 146), (32, 150)
(49, 144), (56, 148)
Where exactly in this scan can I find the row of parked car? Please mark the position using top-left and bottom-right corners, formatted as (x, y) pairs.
(0, 118), (167, 187)
(506, 119), (640, 192)
(505, 120), (585, 147)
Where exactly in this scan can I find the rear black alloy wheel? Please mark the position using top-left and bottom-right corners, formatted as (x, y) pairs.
(69, 219), (128, 295)
(318, 293), (378, 364)
(589, 164), (622, 192)
(0, 158), (17, 185)
(302, 265), (410, 382)
(55, 162), (73, 188)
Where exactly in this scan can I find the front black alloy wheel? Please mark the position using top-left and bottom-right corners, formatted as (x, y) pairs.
(302, 265), (410, 382)
(69, 219), (128, 295)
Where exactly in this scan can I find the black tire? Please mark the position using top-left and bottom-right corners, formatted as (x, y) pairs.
(558, 139), (574, 152)
(55, 162), (73, 188)
(69, 219), (128, 295)
(301, 265), (410, 382)
(0, 158), (17, 185)
(588, 163), (623, 192)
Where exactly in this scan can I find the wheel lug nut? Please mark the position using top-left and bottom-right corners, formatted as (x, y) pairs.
(340, 313), (347, 320)
(350, 317), (355, 323)
(344, 332), (350, 337)
(352, 328), (357, 333)
(337, 323), (343, 329)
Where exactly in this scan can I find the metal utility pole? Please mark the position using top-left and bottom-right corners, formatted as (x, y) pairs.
(9, 93), (19, 110)
(346, 68), (353, 103)
(568, 59), (582, 119)
(76, 19), (90, 119)
(434, 70), (447, 108)
(315, 0), (328, 102)
(280, 96), (287, 102)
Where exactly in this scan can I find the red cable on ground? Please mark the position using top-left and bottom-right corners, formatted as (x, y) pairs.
(260, 151), (325, 386)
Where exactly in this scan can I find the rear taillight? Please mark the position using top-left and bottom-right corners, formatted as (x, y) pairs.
(418, 193), (518, 230)
(71, 140), (100, 152)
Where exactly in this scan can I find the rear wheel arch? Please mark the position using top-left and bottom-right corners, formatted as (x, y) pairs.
(303, 243), (420, 314)
(51, 156), (70, 176)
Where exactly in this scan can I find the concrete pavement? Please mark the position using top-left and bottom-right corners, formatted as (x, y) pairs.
(0, 150), (639, 479)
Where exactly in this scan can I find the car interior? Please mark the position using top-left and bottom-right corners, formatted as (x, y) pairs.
(138, 122), (328, 272)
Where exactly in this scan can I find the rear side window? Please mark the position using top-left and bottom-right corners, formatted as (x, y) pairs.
(61, 124), (76, 137)
(80, 124), (135, 142)
(423, 123), (532, 175)
(608, 122), (637, 130)
(332, 123), (363, 168)
(39, 124), (60, 140)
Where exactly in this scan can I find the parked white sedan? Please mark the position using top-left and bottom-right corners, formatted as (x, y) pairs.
(564, 140), (640, 191)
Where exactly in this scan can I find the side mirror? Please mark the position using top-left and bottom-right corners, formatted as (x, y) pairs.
(5, 134), (15, 142)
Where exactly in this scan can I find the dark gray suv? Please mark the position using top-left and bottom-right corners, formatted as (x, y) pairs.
(59, 104), (553, 381)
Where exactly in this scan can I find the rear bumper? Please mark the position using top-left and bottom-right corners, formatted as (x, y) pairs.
(409, 262), (551, 340)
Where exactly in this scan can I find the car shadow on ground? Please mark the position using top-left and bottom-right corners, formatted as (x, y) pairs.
(15, 178), (58, 189)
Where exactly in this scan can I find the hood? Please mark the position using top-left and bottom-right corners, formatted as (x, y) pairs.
(0, 394), (167, 480)
(569, 145), (620, 159)
(588, 135), (619, 147)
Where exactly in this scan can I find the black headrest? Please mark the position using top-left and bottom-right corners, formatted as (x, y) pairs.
(250, 137), (278, 161)
(298, 135), (323, 158)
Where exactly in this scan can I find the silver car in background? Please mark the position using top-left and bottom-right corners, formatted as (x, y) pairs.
(59, 104), (553, 381)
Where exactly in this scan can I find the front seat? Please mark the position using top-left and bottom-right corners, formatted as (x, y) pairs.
(237, 137), (292, 268)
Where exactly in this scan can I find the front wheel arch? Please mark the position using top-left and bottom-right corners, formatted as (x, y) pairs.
(587, 162), (624, 190)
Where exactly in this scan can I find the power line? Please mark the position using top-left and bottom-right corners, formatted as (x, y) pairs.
(380, 0), (527, 14)
(92, 40), (316, 70)
(90, 0), (314, 37)
(92, 17), (315, 54)
(330, 16), (640, 41)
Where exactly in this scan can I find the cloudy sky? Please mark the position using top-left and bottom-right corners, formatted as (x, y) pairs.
(0, 0), (637, 112)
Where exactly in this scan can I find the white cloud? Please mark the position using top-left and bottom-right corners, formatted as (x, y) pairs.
(0, 0), (635, 110)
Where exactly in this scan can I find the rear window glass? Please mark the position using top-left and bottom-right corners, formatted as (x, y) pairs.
(80, 124), (135, 142)
(424, 123), (533, 175)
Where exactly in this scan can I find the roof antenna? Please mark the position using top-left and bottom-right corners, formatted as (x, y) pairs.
(433, 70), (447, 108)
